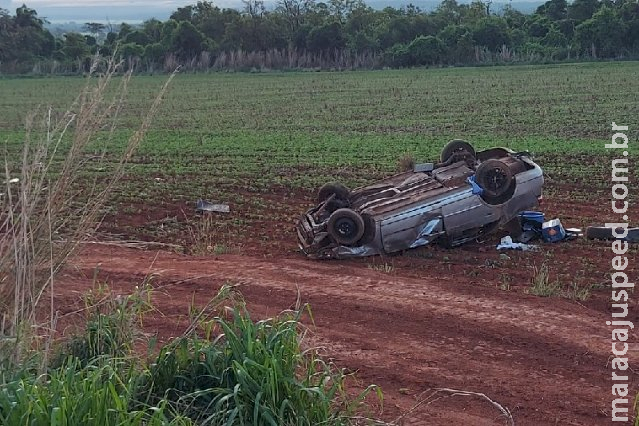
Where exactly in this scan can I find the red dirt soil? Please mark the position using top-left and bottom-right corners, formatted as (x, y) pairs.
(56, 251), (637, 423)
(51, 186), (639, 425)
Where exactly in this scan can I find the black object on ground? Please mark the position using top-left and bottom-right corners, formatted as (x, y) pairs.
(586, 226), (639, 243)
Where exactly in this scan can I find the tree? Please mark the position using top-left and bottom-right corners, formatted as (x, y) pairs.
(306, 21), (346, 51)
(407, 35), (445, 64)
(536, 0), (568, 21)
(567, 0), (600, 23)
(142, 19), (164, 43)
(541, 26), (568, 46)
(0, 5), (54, 61)
(61, 32), (90, 60)
(15, 5), (43, 28)
(3, 0), (639, 72)
(528, 15), (553, 38)
(277, 0), (315, 33)
(124, 30), (151, 46)
(384, 42), (411, 67)
(439, 23), (474, 62)
(170, 5), (194, 22)
(619, 0), (639, 50)
(347, 30), (378, 52)
(461, 0), (489, 25)
(378, 16), (414, 49)
(502, 4), (526, 28)
(143, 42), (167, 63)
(120, 42), (144, 58)
(197, 8), (237, 41)
(171, 21), (206, 58)
(243, 0), (265, 19)
(433, 0), (462, 26)
(472, 16), (510, 50)
(118, 22), (133, 39)
(575, 6), (623, 57)
(84, 22), (106, 36)
(328, 0), (366, 23)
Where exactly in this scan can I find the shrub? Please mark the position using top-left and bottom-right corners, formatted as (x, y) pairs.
(407, 35), (446, 65)
(0, 286), (381, 425)
(384, 43), (411, 67)
(138, 288), (379, 424)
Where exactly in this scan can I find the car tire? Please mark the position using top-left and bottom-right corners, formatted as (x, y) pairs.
(317, 182), (350, 203)
(585, 226), (638, 242)
(327, 208), (365, 246)
(359, 213), (376, 244)
(440, 139), (476, 163)
(475, 159), (515, 205)
(585, 226), (630, 240)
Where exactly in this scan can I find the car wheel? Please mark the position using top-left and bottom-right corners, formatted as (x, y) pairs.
(317, 182), (350, 203)
(475, 159), (515, 204)
(359, 213), (376, 244)
(440, 139), (476, 164)
(327, 208), (365, 246)
(585, 226), (616, 240)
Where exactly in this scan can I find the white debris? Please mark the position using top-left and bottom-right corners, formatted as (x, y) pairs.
(195, 199), (230, 213)
(496, 236), (539, 251)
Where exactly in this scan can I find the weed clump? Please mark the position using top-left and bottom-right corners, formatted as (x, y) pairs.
(397, 153), (415, 172)
(0, 286), (381, 425)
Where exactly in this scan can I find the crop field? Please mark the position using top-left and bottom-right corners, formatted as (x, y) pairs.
(1, 62), (638, 424)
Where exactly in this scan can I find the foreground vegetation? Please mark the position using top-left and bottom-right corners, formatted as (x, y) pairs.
(2, 0), (639, 74)
(0, 285), (378, 425)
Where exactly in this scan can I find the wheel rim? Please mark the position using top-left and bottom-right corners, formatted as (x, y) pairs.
(334, 217), (358, 239)
(484, 167), (508, 192)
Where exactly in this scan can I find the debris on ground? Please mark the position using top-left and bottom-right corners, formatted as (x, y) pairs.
(497, 236), (539, 251)
(541, 218), (566, 243)
(195, 199), (230, 213)
(514, 212), (581, 244)
(586, 226), (639, 243)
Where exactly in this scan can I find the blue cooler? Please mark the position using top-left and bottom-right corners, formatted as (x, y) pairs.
(542, 219), (566, 243)
(519, 211), (544, 232)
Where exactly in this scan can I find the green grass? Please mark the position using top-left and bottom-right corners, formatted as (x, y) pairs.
(0, 286), (380, 425)
(2, 64), (637, 187)
(528, 264), (563, 297)
(2, 63), (637, 139)
(1, 62), (637, 246)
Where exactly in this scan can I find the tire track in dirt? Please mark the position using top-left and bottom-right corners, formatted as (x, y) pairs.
(66, 244), (637, 425)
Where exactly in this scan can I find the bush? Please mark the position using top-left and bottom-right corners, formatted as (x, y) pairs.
(137, 291), (379, 424)
(384, 43), (411, 67)
(120, 42), (144, 59)
(0, 286), (381, 425)
(407, 35), (446, 65)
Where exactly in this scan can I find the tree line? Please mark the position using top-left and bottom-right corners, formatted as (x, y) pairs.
(1, 0), (638, 74)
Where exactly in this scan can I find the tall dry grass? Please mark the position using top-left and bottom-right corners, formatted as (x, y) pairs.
(0, 57), (175, 367)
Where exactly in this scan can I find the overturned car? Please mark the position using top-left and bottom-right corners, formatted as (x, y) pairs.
(296, 140), (544, 259)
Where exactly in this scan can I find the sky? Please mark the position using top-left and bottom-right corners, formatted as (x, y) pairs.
(3, 0), (541, 23)
(4, 0), (238, 8)
(8, 0), (195, 6)
(3, 0), (244, 22)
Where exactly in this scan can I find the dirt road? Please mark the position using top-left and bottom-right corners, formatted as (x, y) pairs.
(54, 243), (635, 425)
